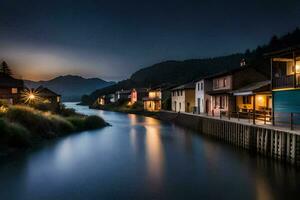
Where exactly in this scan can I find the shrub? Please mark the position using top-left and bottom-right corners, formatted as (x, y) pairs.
(66, 115), (107, 131)
(84, 115), (107, 130)
(0, 118), (31, 148)
(66, 116), (86, 131)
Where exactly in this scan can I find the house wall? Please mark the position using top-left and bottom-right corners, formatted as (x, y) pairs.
(171, 89), (185, 112)
(211, 95), (230, 116)
(171, 88), (195, 113)
(144, 100), (161, 111)
(213, 75), (232, 90)
(195, 80), (212, 114)
(131, 90), (137, 104)
(185, 89), (195, 113)
(195, 80), (204, 114)
(0, 87), (22, 104)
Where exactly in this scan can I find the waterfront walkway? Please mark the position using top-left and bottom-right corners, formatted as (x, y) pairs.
(161, 110), (300, 135)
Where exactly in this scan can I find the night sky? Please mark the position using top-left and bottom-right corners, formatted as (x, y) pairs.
(0, 0), (299, 81)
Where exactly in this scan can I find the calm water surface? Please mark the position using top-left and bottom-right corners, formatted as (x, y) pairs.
(0, 102), (299, 200)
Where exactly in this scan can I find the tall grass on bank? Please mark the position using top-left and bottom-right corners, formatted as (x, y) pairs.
(0, 118), (31, 148)
(0, 105), (108, 150)
(5, 106), (74, 138)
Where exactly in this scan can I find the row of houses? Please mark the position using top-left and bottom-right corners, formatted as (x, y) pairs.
(171, 46), (300, 126)
(96, 46), (300, 127)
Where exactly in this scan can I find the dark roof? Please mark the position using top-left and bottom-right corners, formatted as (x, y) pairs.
(0, 75), (24, 88)
(232, 80), (271, 95)
(36, 86), (61, 97)
(206, 89), (231, 95)
(264, 45), (300, 57)
(171, 82), (195, 90)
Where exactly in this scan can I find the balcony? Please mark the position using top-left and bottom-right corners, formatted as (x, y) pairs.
(272, 75), (294, 89)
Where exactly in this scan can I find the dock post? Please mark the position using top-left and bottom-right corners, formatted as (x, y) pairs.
(253, 94), (256, 125)
(290, 113), (294, 130)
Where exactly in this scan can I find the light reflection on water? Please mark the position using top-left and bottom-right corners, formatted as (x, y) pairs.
(0, 102), (299, 200)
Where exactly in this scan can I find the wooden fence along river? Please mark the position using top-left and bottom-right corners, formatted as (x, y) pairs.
(155, 111), (300, 167)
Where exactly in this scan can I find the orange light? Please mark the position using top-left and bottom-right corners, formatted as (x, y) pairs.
(29, 94), (35, 100)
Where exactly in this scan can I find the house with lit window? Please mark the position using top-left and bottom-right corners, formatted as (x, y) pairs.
(267, 46), (300, 125)
(207, 67), (267, 116)
(143, 88), (162, 111)
(195, 78), (212, 114)
(97, 95), (106, 105)
(143, 85), (172, 112)
(0, 74), (24, 104)
(171, 82), (195, 113)
(130, 88), (148, 104)
(35, 86), (61, 111)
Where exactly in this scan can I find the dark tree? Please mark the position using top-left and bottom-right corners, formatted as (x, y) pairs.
(0, 61), (12, 76)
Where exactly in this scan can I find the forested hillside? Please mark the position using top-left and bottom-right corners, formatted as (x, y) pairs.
(84, 28), (300, 104)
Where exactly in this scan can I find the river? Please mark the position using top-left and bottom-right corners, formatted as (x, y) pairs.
(0, 102), (299, 200)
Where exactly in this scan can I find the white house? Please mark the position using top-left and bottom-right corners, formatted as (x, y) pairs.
(171, 82), (195, 113)
(195, 79), (212, 114)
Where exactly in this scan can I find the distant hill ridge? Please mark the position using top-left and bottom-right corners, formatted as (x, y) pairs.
(82, 27), (300, 104)
(25, 75), (115, 102)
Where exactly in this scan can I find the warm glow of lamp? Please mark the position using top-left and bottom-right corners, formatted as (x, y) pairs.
(21, 89), (40, 104)
(29, 94), (35, 100)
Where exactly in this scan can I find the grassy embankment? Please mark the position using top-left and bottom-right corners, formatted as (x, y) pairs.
(0, 104), (108, 152)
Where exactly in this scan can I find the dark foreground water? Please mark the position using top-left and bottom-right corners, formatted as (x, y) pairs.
(0, 103), (300, 200)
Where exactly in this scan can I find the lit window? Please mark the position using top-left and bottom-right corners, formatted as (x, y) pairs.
(296, 61), (300, 73)
(11, 88), (18, 94)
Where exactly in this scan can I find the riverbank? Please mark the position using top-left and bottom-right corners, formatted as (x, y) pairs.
(0, 104), (109, 156)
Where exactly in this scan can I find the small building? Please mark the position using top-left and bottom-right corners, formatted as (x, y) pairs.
(115, 90), (131, 102)
(36, 86), (61, 110)
(97, 95), (106, 105)
(143, 84), (173, 111)
(207, 67), (267, 116)
(171, 82), (195, 113)
(0, 74), (24, 104)
(130, 88), (148, 104)
(98, 94), (116, 105)
(195, 78), (212, 114)
(143, 88), (162, 111)
(267, 46), (300, 125)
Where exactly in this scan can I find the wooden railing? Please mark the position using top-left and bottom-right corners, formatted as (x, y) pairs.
(217, 110), (300, 130)
(272, 75), (294, 89)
